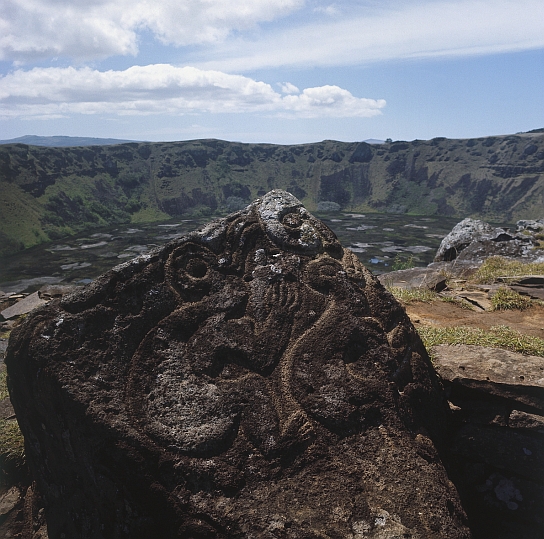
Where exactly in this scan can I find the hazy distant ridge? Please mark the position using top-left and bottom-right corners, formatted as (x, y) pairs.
(0, 135), (140, 147)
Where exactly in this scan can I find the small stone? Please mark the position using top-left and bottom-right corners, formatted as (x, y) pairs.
(0, 486), (20, 516)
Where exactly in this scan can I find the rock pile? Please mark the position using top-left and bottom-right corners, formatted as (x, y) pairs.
(6, 191), (470, 538)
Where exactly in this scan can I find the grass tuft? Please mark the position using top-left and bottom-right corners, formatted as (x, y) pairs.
(0, 366), (26, 479)
(417, 325), (544, 357)
(0, 418), (25, 479)
(472, 256), (544, 284)
(388, 286), (474, 309)
(387, 287), (439, 304)
(0, 370), (8, 401)
(490, 287), (532, 311)
(391, 254), (417, 271)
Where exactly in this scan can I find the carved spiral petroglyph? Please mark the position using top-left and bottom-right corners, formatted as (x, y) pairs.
(127, 190), (414, 458)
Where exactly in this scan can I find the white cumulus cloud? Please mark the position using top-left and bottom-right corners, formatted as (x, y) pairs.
(281, 86), (385, 118)
(0, 64), (386, 119)
(0, 0), (304, 61)
(279, 82), (300, 94)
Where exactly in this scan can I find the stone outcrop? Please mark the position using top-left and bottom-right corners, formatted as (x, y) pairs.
(434, 218), (544, 264)
(432, 345), (544, 539)
(6, 191), (470, 538)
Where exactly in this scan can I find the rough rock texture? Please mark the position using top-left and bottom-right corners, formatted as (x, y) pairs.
(434, 218), (544, 263)
(6, 191), (470, 539)
(377, 267), (447, 292)
(432, 345), (544, 539)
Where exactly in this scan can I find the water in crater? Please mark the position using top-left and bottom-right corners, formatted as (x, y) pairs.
(0, 213), (510, 295)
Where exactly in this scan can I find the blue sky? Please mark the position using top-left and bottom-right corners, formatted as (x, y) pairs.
(1, 0), (543, 144)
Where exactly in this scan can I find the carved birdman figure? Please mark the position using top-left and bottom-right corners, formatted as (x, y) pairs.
(6, 190), (471, 538)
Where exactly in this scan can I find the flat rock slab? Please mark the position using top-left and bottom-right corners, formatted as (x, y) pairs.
(509, 284), (544, 300)
(509, 410), (544, 432)
(378, 267), (447, 291)
(38, 284), (78, 300)
(454, 291), (493, 311)
(6, 191), (470, 539)
(0, 292), (48, 320)
(432, 344), (544, 412)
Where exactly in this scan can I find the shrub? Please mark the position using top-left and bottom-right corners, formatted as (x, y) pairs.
(391, 254), (416, 271)
(490, 287), (532, 311)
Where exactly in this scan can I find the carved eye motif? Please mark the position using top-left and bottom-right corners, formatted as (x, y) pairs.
(166, 243), (217, 301)
(185, 258), (208, 279)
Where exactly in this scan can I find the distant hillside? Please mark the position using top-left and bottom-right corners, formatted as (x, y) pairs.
(0, 135), (140, 147)
(1, 132), (543, 256)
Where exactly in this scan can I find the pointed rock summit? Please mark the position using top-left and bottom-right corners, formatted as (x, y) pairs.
(6, 191), (470, 538)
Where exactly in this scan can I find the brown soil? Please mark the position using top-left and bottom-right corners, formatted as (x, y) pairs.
(405, 301), (544, 338)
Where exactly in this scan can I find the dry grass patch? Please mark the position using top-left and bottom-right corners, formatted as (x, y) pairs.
(417, 325), (544, 357)
(471, 256), (544, 284)
(0, 370), (8, 401)
(490, 287), (532, 311)
(388, 287), (473, 309)
(387, 286), (439, 304)
(0, 419), (25, 466)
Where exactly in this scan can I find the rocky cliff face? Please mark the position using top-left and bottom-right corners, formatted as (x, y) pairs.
(6, 191), (470, 538)
(1, 130), (543, 256)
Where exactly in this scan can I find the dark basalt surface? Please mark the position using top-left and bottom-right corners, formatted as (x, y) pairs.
(6, 191), (470, 538)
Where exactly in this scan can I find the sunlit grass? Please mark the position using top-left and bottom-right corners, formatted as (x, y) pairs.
(0, 418), (25, 481)
(417, 325), (544, 357)
(490, 286), (532, 311)
(387, 286), (439, 304)
(388, 286), (473, 309)
(471, 256), (544, 284)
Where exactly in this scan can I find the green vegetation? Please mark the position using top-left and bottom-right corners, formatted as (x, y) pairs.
(0, 418), (25, 481)
(388, 286), (473, 309)
(391, 254), (417, 271)
(490, 286), (533, 311)
(1, 132), (544, 256)
(388, 286), (439, 303)
(417, 325), (544, 357)
(472, 256), (544, 284)
(0, 369), (26, 481)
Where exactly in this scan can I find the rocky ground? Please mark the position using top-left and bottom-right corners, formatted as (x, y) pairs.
(405, 290), (544, 337)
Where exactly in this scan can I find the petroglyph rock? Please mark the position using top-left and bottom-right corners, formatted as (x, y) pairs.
(6, 191), (470, 538)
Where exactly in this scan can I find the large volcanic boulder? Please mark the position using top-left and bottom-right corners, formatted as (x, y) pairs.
(6, 191), (470, 538)
(434, 218), (544, 264)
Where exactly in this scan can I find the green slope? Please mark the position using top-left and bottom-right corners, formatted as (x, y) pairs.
(1, 133), (543, 256)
